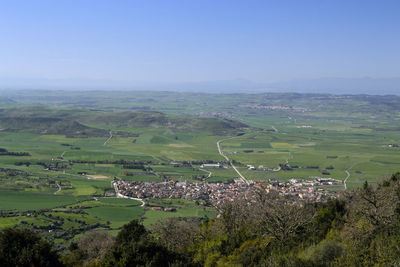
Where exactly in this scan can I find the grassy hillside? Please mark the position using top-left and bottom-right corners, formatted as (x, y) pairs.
(85, 110), (248, 135)
(0, 107), (108, 137)
(0, 107), (248, 137)
(0, 117), (108, 137)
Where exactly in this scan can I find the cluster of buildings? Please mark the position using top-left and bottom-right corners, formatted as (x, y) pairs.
(114, 180), (252, 206)
(114, 177), (338, 206)
(241, 104), (308, 112)
(195, 112), (234, 118)
(257, 165), (281, 171)
(266, 177), (341, 201)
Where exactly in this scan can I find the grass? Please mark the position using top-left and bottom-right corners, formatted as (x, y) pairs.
(142, 199), (216, 227)
(0, 114), (399, 188)
(1, 91), (400, 242)
(0, 190), (87, 211)
(271, 142), (299, 149)
(86, 206), (144, 228)
(0, 217), (18, 229)
(98, 197), (142, 206)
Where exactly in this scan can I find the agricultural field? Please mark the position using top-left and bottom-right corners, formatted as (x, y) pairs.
(142, 199), (217, 227)
(1, 90), (400, 246)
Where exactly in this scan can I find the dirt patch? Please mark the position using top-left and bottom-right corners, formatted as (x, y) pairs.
(295, 142), (316, 147)
(167, 143), (193, 148)
(87, 175), (109, 180)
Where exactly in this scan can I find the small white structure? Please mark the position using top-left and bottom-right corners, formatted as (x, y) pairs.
(201, 163), (221, 169)
(247, 165), (256, 170)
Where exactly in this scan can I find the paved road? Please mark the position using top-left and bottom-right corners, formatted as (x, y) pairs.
(112, 181), (145, 206)
(199, 168), (212, 179)
(272, 152), (291, 172)
(344, 170), (351, 190)
(217, 137), (250, 185)
(344, 164), (356, 190)
(103, 131), (113, 146)
(54, 182), (61, 195)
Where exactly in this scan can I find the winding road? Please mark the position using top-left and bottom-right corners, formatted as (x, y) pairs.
(199, 168), (212, 180)
(112, 181), (145, 207)
(217, 137), (250, 185)
(54, 182), (61, 195)
(103, 131), (113, 146)
(271, 152), (291, 172)
(344, 164), (356, 190)
(344, 171), (350, 190)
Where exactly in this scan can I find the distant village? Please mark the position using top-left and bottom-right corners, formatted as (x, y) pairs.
(114, 176), (341, 206)
(240, 104), (308, 112)
(195, 112), (234, 119)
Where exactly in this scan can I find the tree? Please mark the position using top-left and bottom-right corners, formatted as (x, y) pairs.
(102, 220), (188, 267)
(306, 240), (344, 266)
(345, 178), (400, 239)
(0, 228), (62, 267)
(250, 190), (314, 243)
(312, 199), (346, 241)
(151, 217), (200, 253)
(219, 199), (254, 252)
(62, 230), (114, 266)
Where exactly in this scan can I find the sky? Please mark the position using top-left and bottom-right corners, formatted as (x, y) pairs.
(0, 0), (399, 85)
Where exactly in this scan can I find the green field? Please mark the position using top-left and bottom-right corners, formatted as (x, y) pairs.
(1, 90), (400, 245)
(86, 206), (144, 228)
(0, 191), (86, 211)
(143, 199), (217, 227)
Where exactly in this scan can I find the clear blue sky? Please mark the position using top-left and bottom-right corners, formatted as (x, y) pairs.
(0, 0), (399, 83)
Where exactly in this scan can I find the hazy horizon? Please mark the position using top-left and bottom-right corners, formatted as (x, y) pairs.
(0, 76), (399, 95)
(1, 0), (399, 94)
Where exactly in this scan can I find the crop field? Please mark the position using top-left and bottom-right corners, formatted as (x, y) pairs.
(0, 191), (87, 211)
(0, 90), (400, 245)
(142, 199), (217, 227)
(86, 206), (144, 228)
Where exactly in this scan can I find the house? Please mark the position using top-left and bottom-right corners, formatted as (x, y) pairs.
(164, 207), (176, 212)
(201, 163), (221, 169)
(247, 165), (256, 170)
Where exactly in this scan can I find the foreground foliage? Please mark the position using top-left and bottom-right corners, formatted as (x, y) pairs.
(0, 228), (62, 267)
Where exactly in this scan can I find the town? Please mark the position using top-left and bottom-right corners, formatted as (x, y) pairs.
(113, 176), (341, 206)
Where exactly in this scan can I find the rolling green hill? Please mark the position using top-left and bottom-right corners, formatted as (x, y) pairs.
(84, 111), (249, 135)
(0, 116), (108, 138)
(0, 108), (248, 136)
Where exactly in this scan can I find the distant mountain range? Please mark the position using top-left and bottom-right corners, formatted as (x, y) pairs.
(0, 76), (399, 95)
(266, 77), (400, 95)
